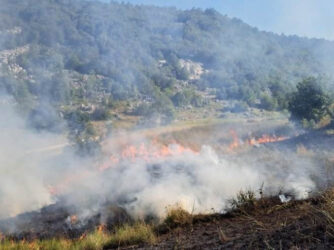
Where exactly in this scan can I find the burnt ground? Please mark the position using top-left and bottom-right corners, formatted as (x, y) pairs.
(121, 196), (334, 250)
(0, 201), (132, 241)
(3, 194), (334, 249)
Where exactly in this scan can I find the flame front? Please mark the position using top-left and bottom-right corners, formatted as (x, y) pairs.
(49, 140), (198, 195)
(247, 134), (289, 145)
(100, 141), (197, 171)
(48, 132), (289, 196)
(228, 130), (289, 150)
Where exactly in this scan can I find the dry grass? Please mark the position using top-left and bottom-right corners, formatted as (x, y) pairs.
(0, 223), (156, 250)
(313, 188), (334, 236)
(230, 190), (257, 213)
(164, 207), (193, 228)
(74, 228), (111, 250)
(105, 222), (156, 248)
(0, 238), (72, 250)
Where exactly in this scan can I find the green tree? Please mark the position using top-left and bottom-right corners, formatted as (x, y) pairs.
(288, 77), (331, 124)
(260, 93), (278, 111)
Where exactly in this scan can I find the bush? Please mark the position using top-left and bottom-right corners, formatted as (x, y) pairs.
(133, 103), (151, 116)
(172, 89), (203, 107)
(289, 77), (332, 125)
(230, 190), (256, 212)
(260, 93), (278, 111)
(164, 207), (193, 228)
(90, 107), (111, 121)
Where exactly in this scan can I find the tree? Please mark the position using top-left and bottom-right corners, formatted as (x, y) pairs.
(288, 77), (331, 124)
(260, 93), (277, 111)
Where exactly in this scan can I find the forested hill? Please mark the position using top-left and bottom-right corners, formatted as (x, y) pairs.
(1, 0), (334, 120)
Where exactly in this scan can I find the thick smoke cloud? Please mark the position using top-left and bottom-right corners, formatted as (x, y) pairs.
(58, 136), (319, 221)
(0, 99), (321, 229)
(0, 96), (71, 219)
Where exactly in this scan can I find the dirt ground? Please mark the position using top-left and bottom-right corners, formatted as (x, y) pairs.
(119, 195), (334, 249)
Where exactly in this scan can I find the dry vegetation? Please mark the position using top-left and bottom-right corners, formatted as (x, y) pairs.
(0, 223), (156, 250)
(4, 188), (334, 249)
(163, 207), (194, 229)
(155, 189), (334, 249)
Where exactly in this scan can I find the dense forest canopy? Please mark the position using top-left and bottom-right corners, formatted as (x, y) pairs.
(0, 0), (334, 128)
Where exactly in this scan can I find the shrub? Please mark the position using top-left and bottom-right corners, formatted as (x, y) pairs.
(260, 93), (278, 111)
(105, 222), (156, 248)
(289, 77), (332, 126)
(164, 207), (193, 228)
(90, 107), (111, 121)
(133, 103), (151, 116)
(230, 190), (256, 212)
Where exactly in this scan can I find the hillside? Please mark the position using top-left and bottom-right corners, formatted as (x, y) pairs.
(1, 0), (334, 128)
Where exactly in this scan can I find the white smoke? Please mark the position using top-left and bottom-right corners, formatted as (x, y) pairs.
(60, 140), (317, 221)
(0, 100), (68, 219)
(0, 99), (319, 223)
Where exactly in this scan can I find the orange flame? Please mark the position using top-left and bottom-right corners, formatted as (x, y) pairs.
(228, 130), (241, 150)
(99, 141), (197, 171)
(247, 134), (289, 145)
(48, 140), (197, 196)
(48, 132), (289, 196)
(228, 130), (289, 150)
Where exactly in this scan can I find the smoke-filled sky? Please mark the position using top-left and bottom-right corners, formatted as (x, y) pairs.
(110, 0), (334, 40)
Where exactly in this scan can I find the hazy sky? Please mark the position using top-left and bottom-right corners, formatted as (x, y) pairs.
(111, 0), (334, 40)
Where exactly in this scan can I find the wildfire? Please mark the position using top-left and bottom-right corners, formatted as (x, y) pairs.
(228, 130), (241, 150)
(228, 130), (289, 150)
(247, 134), (289, 145)
(99, 141), (197, 171)
(48, 140), (198, 195)
(48, 132), (288, 196)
